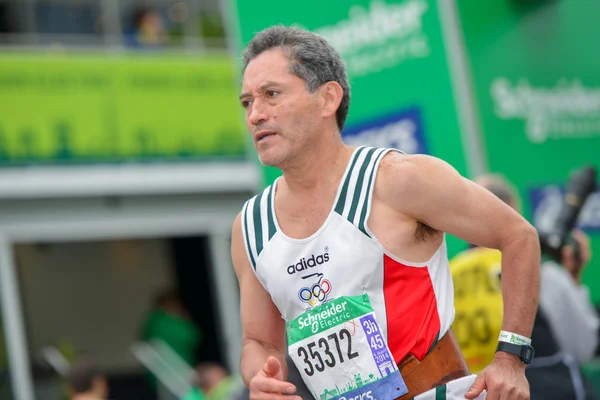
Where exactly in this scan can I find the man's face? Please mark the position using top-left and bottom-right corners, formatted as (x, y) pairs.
(240, 48), (321, 167)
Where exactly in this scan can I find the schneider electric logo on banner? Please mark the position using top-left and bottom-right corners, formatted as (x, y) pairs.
(314, 0), (430, 77)
(342, 108), (427, 154)
(530, 186), (600, 233)
(491, 78), (600, 143)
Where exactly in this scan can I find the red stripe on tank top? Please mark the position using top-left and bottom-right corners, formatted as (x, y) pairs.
(383, 254), (441, 363)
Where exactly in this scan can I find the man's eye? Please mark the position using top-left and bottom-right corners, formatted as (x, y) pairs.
(241, 100), (252, 108)
(266, 90), (279, 98)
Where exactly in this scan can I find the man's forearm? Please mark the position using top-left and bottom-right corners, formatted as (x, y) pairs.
(500, 225), (541, 338)
(240, 339), (288, 386)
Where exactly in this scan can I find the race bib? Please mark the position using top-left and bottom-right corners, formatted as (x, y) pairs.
(287, 295), (408, 400)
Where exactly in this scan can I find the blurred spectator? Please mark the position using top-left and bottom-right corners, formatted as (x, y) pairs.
(126, 8), (167, 48)
(66, 360), (108, 400)
(182, 362), (246, 400)
(451, 173), (599, 399)
(140, 288), (201, 388)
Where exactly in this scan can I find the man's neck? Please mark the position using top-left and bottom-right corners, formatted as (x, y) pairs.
(282, 139), (352, 194)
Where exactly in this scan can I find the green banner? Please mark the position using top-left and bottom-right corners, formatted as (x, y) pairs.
(0, 53), (246, 165)
(458, 0), (600, 302)
(231, 0), (470, 257)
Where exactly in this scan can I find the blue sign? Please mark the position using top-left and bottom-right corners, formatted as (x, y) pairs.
(342, 107), (428, 154)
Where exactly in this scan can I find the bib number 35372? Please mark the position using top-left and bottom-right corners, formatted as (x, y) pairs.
(287, 295), (408, 400)
(296, 327), (359, 376)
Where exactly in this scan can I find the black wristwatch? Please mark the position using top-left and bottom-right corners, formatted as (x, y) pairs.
(496, 341), (535, 364)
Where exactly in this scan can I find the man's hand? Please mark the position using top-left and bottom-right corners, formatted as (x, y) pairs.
(249, 356), (301, 400)
(465, 352), (529, 400)
(561, 229), (592, 283)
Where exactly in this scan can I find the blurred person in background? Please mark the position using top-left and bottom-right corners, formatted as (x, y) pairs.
(451, 174), (599, 399)
(182, 362), (247, 400)
(66, 360), (109, 400)
(140, 288), (202, 389)
(126, 8), (167, 48)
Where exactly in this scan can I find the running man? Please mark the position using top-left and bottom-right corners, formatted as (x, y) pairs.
(232, 26), (539, 400)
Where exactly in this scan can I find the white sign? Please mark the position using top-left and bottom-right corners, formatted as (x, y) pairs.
(491, 78), (600, 143)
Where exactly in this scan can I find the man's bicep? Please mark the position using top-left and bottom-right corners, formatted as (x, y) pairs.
(426, 175), (519, 246)
(231, 213), (286, 350)
(380, 154), (528, 248)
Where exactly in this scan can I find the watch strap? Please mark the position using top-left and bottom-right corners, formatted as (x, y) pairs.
(496, 341), (535, 364)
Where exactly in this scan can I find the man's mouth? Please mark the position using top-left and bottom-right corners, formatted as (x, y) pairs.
(256, 132), (276, 142)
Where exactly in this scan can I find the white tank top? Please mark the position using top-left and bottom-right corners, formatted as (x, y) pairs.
(241, 146), (455, 363)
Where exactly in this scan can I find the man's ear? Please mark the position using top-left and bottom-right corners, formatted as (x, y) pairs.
(319, 81), (344, 119)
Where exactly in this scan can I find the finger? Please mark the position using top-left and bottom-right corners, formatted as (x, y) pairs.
(464, 374), (486, 399)
(262, 356), (284, 380)
(582, 244), (592, 265)
(561, 245), (575, 271)
(574, 229), (592, 264)
(252, 375), (296, 396)
(574, 229), (590, 246)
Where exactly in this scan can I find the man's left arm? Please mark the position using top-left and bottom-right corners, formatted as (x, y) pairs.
(377, 153), (540, 399)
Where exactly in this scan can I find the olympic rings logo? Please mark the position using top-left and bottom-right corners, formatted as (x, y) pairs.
(298, 279), (332, 306)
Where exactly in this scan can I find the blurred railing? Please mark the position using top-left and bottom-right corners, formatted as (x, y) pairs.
(0, 0), (228, 53)
(131, 340), (196, 400)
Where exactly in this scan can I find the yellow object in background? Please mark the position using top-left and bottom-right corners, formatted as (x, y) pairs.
(450, 247), (503, 373)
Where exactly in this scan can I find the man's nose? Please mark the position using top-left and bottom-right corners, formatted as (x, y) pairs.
(247, 99), (269, 126)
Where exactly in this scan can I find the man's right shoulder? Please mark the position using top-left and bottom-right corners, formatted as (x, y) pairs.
(241, 183), (275, 209)
(233, 189), (265, 227)
(236, 183), (277, 224)
(232, 185), (271, 245)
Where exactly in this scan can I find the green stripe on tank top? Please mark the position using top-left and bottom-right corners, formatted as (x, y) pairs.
(435, 384), (447, 400)
(266, 185), (276, 240)
(243, 204), (257, 270)
(334, 147), (366, 215)
(252, 192), (264, 256)
(347, 147), (378, 223)
(357, 149), (387, 235)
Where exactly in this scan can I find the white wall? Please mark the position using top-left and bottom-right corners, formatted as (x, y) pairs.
(14, 238), (174, 372)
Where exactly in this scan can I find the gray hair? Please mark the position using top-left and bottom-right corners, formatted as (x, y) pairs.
(242, 25), (351, 131)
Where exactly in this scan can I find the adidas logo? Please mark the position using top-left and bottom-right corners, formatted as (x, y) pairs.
(287, 251), (330, 275)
